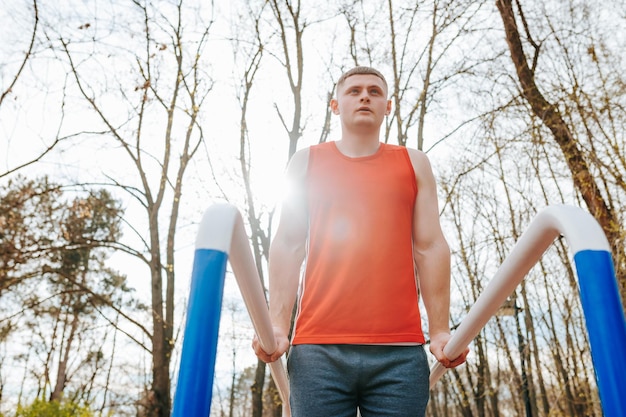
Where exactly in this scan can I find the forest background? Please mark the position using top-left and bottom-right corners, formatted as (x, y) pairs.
(1, 0), (624, 416)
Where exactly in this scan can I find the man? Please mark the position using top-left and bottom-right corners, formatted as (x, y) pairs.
(253, 66), (468, 416)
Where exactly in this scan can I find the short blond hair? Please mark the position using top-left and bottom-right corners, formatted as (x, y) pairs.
(336, 66), (388, 92)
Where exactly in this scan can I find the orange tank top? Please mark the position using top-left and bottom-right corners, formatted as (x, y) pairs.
(291, 141), (425, 345)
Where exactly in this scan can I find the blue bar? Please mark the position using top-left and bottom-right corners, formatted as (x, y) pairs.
(574, 249), (626, 417)
(172, 249), (228, 417)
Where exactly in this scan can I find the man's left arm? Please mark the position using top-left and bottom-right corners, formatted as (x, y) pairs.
(408, 148), (468, 369)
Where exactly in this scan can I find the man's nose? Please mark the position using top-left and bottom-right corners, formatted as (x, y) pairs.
(360, 92), (370, 101)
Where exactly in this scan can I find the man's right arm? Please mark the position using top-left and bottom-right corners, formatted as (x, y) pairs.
(253, 148), (309, 363)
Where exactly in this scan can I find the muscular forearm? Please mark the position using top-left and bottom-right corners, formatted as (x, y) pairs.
(268, 236), (305, 334)
(415, 239), (451, 336)
(252, 235), (304, 362)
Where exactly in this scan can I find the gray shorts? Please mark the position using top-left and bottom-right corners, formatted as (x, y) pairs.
(287, 344), (430, 417)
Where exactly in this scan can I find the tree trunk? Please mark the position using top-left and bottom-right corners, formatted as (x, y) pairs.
(50, 309), (79, 402)
(150, 250), (171, 417)
(251, 359), (266, 417)
(267, 376), (282, 417)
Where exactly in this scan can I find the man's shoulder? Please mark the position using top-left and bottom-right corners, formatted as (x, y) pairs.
(401, 146), (429, 162)
(289, 146), (312, 161)
(309, 141), (335, 151)
(381, 142), (405, 151)
(286, 147), (310, 178)
(381, 144), (429, 164)
(382, 143), (426, 158)
(400, 147), (434, 181)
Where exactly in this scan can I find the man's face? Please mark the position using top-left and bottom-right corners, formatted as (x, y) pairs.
(331, 74), (391, 130)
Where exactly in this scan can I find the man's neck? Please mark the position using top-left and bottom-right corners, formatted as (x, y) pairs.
(336, 132), (381, 158)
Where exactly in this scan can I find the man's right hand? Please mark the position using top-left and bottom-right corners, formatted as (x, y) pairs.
(252, 326), (290, 363)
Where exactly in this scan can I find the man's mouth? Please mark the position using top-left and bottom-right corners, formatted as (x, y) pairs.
(357, 107), (372, 112)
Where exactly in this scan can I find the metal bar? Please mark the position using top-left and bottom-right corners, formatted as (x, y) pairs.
(172, 204), (291, 417)
(428, 205), (626, 416)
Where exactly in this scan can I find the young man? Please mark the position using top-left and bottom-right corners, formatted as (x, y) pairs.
(253, 66), (468, 416)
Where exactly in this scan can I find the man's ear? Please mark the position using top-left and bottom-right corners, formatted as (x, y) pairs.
(385, 99), (392, 115)
(330, 98), (340, 115)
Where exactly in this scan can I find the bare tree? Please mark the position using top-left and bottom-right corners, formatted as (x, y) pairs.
(0, 0), (68, 179)
(496, 0), (626, 306)
(53, 1), (216, 414)
(384, 0), (484, 149)
(267, 0), (307, 160)
(0, 0), (38, 108)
